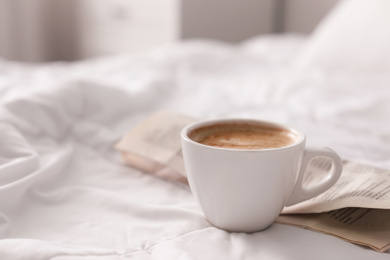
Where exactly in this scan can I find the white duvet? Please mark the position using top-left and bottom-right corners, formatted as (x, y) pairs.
(1, 34), (390, 259)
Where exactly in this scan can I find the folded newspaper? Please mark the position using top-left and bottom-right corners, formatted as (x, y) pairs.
(115, 110), (390, 253)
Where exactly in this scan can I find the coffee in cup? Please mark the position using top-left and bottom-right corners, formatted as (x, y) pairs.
(188, 122), (298, 150)
(181, 118), (343, 233)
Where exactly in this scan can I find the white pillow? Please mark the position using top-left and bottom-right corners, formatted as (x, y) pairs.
(297, 0), (390, 74)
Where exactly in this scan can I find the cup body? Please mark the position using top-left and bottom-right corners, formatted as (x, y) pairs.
(181, 119), (306, 232)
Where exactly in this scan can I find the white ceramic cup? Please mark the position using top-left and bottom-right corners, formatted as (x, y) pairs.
(181, 118), (343, 233)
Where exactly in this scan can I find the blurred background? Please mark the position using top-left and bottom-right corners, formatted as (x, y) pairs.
(0, 0), (339, 62)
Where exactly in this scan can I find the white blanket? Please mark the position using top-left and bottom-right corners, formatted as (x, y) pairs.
(1, 35), (390, 259)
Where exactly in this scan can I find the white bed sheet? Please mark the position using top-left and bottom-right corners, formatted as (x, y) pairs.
(0, 35), (390, 259)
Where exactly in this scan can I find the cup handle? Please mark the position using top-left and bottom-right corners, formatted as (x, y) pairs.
(285, 147), (343, 206)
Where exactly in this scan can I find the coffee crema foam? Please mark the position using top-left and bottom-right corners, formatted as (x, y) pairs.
(189, 123), (298, 150)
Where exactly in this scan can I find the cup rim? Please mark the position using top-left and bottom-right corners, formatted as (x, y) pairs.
(181, 118), (305, 152)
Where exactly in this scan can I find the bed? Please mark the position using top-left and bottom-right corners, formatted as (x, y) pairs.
(1, 0), (390, 259)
